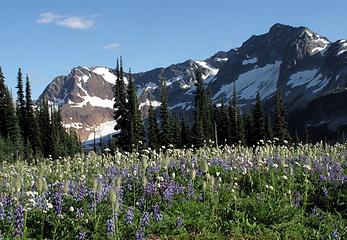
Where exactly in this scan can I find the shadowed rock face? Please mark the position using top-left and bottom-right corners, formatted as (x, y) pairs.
(39, 24), (347, 142)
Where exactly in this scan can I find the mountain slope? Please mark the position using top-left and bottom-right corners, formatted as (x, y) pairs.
(39, 23), (347, 142)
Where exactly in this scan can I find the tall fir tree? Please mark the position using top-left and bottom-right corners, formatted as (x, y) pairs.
(171, 115), (181, 147)
(0, 67), (20, 144)
(243, 112), (253, 146)
(113, 57), (128, 148)
(218, 100), (230, 145)
(38, 100), (54, 157)
(180, 116), (190, 148)
(273, 91), (290, 143)
(191, 69), (213, 146)
(159, 77), (172, 147)
(265, 113), (273, 141)
(252, 92), (266, 144)
(25, 75), (41, 155)
(16, 68), (26, 140)
(228, 81), (245, 144)
(147, 102), (160, 149)
(125, 69), (145, 151)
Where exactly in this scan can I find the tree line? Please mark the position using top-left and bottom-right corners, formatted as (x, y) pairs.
(112, 59), (292, 152)
(0, 67), (81, 161)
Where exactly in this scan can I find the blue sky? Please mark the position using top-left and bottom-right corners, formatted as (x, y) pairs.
(0, 0), (346, 98)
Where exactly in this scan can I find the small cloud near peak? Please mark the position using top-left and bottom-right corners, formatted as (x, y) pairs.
(103, 43), (120, 50)
(37, 12), (96, 30)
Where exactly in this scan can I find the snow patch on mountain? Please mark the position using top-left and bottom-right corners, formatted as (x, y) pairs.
(69, 96), (114, 109)
(169, 102), (191, 110)
(86, 120), (119, 141)
(139, 99), (161, 108)
(287, 69), (319, 87)
(214, 61), (282, 100)
(92, 67), (117, 84)
(337, 41), (347, 56)
(287, 69), (328, 92)
(194, 61), (219, 78)
(215, 57), (228, 62)
(242, 57), (258, 65)
(63, 122), (83, 129)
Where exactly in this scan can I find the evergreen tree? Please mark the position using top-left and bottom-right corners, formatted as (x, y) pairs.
(25, 75), (41, 156)
(252, 93), (266, 144)
(218, 100), (230, 145)
(243, 112), (253, 146)
(159, 78), (172, 147)
(171, 115), (181, 147)
(265, 113), (273, 141)
(147, 102), (160, 149)
(0, 67), (17, 141)
(191, 69), (213, 146)
(273, 91), (290, 143)
(125, 69), (145, 151)
(38, 100), (54, 157)
(16, 68), (26, 140)
(113, 57), (128, 148)
(180, 116), (190, 148)
(228, 82), (245, 144)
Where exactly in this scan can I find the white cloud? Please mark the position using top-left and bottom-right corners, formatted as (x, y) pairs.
(37, 12), (61, 24)
(56, 17), (94, 30)
(103, 43), (120, 50)
(37, 12), (95, 30)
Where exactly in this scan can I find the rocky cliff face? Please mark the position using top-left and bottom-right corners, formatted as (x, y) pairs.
(39, 23), (347, 143)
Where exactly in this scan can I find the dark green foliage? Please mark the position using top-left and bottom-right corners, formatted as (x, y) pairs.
(125, 70), (145, 151)
(16, 68), (26, 139)
(191, 69), (214, 147)
(273, 91), (290, 143)
(180, 116), (190, 148)
(25, 75), (41, 156)
(159, 78), (173, 146)
(38, 100), (54, 157)
(243, 112), (253, 146)
(228, 82), (245, 145)
(171, 115), (181, 148)
(265, 113), (273, 141)
(216, 100), (230, 145)
(252, 92), (266, 144)
(147, 103), (160, 149)
(37, 100), (81, 158)
(0, 67), (19, 143)
(113, 57), (128, 148)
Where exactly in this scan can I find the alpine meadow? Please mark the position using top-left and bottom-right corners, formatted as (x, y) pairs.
(0, 1), (347, 239)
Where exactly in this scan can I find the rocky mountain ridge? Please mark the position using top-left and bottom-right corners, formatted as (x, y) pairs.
(39, 23), (347, 142)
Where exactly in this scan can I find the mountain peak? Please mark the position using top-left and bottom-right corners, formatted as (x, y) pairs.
(269, 23), (294, 32)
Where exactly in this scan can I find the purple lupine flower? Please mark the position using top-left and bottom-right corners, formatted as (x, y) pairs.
(322, 186), (329, 197)
(138, 196), (145, 211)
(144, 181), (157, 197)
(140, 211), (150, 227)
(176, 216), (183, 227)
(76, 208), (84, 219)
(14, 204), (24, 238)
(135, 229), (144, 240)
(311, 206), (318, 216)
(54, 187), (63, 216)
(124, 207), (134, 225)
(106, 218), (115, 235)
(294, 192), (301, 208)
(78, 231), (87, 240)
(331, 229), (340, 240)
(153, 204), (163, 222)
(187, 181), (195, 197)
(0, 203), (4, 221)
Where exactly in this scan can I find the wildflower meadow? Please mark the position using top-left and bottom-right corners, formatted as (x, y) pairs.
(0, 142), (346, 239)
